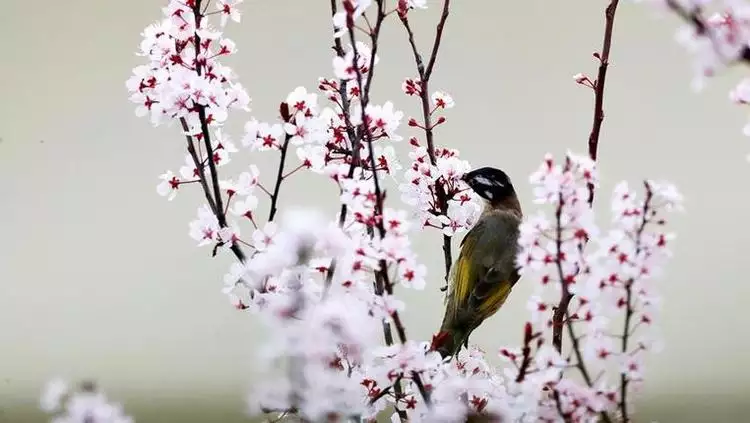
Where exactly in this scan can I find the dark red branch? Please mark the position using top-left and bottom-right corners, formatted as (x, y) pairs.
(183, 0), (246, 263)
(347, 0), (432, 408)
(181, 117), (218, 215)
(551, 192), (569, 353)
(618, 182), (653, 422)
(586, 0), (619, 206)
(398, 0), (454, 290)
(515, 323), (535, 383)
(268, 132), (293, 222)
(553, 0), (620, 364)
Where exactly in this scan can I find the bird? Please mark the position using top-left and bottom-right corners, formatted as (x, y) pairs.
(435, 166), (523, 358)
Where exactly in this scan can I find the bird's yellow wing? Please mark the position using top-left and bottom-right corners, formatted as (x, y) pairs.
(451, 233), (478, 310)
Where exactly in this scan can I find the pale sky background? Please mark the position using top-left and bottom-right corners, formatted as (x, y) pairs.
(1, 0), (749, 422)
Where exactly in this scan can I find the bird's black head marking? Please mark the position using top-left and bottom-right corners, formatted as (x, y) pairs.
(461, 166), (515, 202)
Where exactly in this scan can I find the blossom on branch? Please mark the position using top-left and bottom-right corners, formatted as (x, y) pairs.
(40, 379), (133, 423)
(111, 1), (689, 422)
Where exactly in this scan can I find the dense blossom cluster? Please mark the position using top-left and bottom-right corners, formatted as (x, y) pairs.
(635, 0), (750, 139)
(399, 137), (481, 236)
(514, 153), (682, 421)
(34, 0), (686, 422)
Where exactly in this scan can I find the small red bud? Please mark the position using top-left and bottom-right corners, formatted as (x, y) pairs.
(524, 322), (533, 342)
(408, 118), (419, 127)
(279, 102), (291, 122)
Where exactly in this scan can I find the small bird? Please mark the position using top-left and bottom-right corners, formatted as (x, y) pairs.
(436, 166), (523, 358)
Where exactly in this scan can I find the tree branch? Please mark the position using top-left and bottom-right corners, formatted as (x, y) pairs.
(586, 0), (619, 206)
(268, 133), (292, 222)
(553, 0), (620, 359)
(182, 0), (247, 263)
(398, 0), (454, 290)
(180, 117), (218, 215)
(347, 1), (432, 409)
(618, 181), (653, 422)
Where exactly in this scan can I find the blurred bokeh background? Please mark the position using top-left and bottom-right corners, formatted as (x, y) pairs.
(2, 0), (749, 421)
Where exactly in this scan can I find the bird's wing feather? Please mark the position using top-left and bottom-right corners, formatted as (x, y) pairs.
(452, 219), (485, 309)
(441, 220), (484, 327)
(470, 267), (514, 322)
(462, 212), (522, 323)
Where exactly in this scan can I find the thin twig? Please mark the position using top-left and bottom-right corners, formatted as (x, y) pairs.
(551, 192), (570, 354)
(180, 117), (218, 215)
(268, 134), (292, 222)
(618, 182), (653, 423)
(398, 0), (454, 289)
(515, 323), (535, 383)
(586, 0), (619, 206)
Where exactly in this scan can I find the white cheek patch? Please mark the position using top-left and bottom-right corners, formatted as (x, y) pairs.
(482, 190), (494, 200)
(474, 176), (492, 185)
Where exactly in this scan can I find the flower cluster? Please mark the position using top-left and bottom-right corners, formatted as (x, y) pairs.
(40, 379), (133, 423)
(399, 137), (482, 236)
(513, 152), (683, 420)
(397, 78), (481, 237)
(636, 0), (750, 139)
(126, 0), (250, 127)
(38, 1), (685, 422)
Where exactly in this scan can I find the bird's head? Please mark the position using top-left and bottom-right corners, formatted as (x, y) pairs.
(460, 166), (516, 203)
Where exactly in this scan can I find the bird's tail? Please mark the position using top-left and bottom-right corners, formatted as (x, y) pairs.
(434, 314), (473, 359)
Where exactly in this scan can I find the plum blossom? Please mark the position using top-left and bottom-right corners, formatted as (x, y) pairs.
(217, 0), (243, 27)
(156, 170), (182, 200)
(126, 0), (250, 131)
(399, 140), (482, 235)
(41, 380), (133, 423)
(431, 91), (455, 109)
(332, 0), (373, 37)
(333, 41), (379, 81)
(365, 101), (405, 141)
(635, 0), (750, 139)
(188, 204), (220, 247)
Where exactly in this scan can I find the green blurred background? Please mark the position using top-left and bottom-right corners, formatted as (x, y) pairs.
(2, 0), (749, 421)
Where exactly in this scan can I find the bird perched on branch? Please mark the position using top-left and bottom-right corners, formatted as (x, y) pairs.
(435, 166), (523, 358)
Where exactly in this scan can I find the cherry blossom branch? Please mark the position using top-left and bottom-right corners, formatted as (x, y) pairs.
(584, 0), (619, 206)
(174, 2), (249, 263)
(546, 160), (613, 423)
(347, 0), (432, 410)
(268, 128), (293, 222)
(619, 181), (654, 422)
(181, 117), (219, 214)
(192, 6), (228, 219)
(323, 0), (369, 297)
(398, 0), (454, 289)
(514, 323), (536, 383)
(554, 0), (620, 357)
(551, 194), (570, 354)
